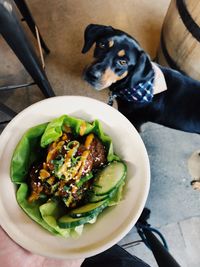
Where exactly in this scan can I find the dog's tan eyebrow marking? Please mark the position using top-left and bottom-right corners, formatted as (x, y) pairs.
(118, 50), (125, 56)
(108, 40), (114, 48)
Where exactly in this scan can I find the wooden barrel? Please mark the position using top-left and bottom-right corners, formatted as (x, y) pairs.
(157, 0), (200, 81)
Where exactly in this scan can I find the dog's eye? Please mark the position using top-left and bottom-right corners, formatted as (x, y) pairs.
(98, 42), (106, 49)
(118, 59), (127, 66)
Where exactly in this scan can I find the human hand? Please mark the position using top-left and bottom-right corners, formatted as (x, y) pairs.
(0, 227), (84, 267)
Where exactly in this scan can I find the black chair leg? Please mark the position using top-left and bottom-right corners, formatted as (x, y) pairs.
(0, 0), (55, 98)
(13, 0), (50, 54)
(136, 208), (181, 267)
(0, 102), (17, 118)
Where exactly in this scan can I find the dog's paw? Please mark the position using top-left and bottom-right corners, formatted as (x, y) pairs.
(191, 180), (200, 191)
(188, 150), (200, 191)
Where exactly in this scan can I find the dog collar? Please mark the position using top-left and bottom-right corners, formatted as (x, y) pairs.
(108, 62), (167, 106)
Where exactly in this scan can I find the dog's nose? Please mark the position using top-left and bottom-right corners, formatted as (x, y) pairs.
(90, 70), (101, 79)
(86, 69), (102, 81)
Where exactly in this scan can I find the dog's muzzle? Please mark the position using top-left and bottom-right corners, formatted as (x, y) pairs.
(83, 66), (106, 91)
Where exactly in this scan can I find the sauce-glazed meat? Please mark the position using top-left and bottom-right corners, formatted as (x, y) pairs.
(28, 131), (107, 208)
(89, 137), (107, 168)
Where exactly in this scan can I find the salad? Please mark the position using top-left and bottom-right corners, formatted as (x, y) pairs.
(10, 115), (127, 237)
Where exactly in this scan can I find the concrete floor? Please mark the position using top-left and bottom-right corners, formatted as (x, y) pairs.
(0, 0), (200, 266)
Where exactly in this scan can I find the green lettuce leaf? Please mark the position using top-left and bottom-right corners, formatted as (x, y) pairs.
(40, 115), (94, 148)
(16, 183), (60, 235)
(39, 200), (70, 237)
(11, 123), (48, 183)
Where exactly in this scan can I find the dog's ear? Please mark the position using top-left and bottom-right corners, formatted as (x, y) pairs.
(130, 51), (154, 85)
(82, 24), (114, 53)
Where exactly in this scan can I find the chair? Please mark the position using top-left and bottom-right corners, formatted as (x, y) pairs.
(0, 0), (55, 124)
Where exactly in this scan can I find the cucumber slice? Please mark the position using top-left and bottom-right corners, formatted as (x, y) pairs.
(58, 162), (127, 228)
(58, 214), (95, 228)
(89, 193), (109, 203)
(89, 184), (119, 203)
(69, 200), (108, 218)
(93, 161), (127, 196)
(108, 180), (125, 206)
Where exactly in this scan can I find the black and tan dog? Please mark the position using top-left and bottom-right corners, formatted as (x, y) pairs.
(82, 24), (200, 134)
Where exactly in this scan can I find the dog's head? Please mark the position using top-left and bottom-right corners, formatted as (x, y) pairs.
(82, 24), (153, 91)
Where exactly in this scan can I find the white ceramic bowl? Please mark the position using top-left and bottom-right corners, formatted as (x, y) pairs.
(0, 96), (150, 259)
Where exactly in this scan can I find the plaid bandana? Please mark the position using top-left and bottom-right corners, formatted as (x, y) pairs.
(108, 74), (155, 106)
